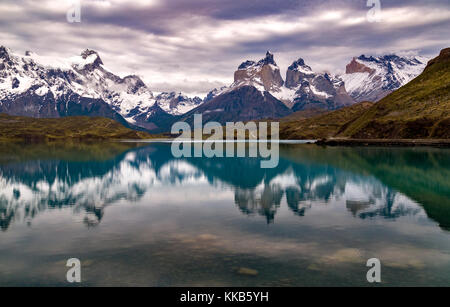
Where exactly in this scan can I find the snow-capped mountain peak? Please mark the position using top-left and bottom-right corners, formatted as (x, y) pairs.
(258, 50), (276, 66)
(0, 46), (12, 61)
(287, 58), (314, 75)
(204, 51), (285, 101)
(205, 52), (354, 112)
(285, 58), (316, 89)
(233, 51), (284, 92)
(203, 86), (229, 103)
(0, 45), (431, 133)
(75, 49), (104, 70)
(341, 54), (427, 102)
(0, 46), (206, 132)
(273, 57), (354, 110)
(155, 92), (203, 116)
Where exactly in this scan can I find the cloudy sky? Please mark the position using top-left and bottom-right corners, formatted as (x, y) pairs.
(1, 0), (449, 97)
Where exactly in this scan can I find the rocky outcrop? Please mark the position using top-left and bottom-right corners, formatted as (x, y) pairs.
(285, 60), (354, 111)
(233, 51), (284, 92)
(425, 47), (450, 70)
(206, 52), (355, 115)
(285, 58), (315, 88)
(345, 58), (375, 74)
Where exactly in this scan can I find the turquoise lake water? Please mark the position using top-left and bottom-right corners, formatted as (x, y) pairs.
(0, 142), (449, 286)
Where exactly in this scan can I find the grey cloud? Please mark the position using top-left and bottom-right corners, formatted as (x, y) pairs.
(0, 0), (449, 95)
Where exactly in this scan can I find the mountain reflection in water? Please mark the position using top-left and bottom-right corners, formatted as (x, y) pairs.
(1, 142), (448, 231)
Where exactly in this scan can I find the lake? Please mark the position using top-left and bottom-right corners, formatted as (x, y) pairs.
(0, 142), (449, 286)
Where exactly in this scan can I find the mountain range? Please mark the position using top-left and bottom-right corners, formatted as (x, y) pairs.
(341, 54), (427, 102)
(280, 47), (450, 140)
(340, 48), (450, 139)
(0, 45), (429, 133)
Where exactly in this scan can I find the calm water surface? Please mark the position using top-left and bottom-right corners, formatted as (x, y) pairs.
(0, 142), (449, 286)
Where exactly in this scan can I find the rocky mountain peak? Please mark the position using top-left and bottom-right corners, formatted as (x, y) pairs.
(346, 57), (375, 74)
(79, 49), (103, 68)
(288, 58), (312, 72)
(341, 53), (427, 102)
(204, 86), (229, 103)
(234, 51), (283, 92)
(155, 91), (203, 116)
(357, 54), (375, 62)
(81, 49), (99, 59)
(122, 75), (147, 94)
(238, 60), (256, 70)
(285, 58), (315, 88)
(0, 46), (11, 61)
(214, 52), (355, 112)
(237, 51), (277, 70)
(425, 47), (450, 70)
(258, 51), (276, 66)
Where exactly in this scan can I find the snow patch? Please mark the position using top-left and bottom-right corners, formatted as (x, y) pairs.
(35, 86), (49, 96)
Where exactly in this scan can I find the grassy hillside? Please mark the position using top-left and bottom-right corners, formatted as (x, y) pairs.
(0, 114), (154, 141)
(280, 107), (329, 122)
(279, 102), (373, 139)
(340, 48), (450, 139)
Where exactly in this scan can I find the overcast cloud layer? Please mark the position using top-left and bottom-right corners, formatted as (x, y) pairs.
(1, 0), (449, 96)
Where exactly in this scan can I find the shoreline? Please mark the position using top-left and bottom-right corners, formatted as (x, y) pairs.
(316, 138), (450, 148)
(2, 137), (450, 148)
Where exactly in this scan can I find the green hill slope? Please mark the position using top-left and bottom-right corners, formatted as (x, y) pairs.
(340, 48), (450, 139)
(280, 107), (329, 122)
(279, 102), (373, 139)
(0, 114), (154, 141)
